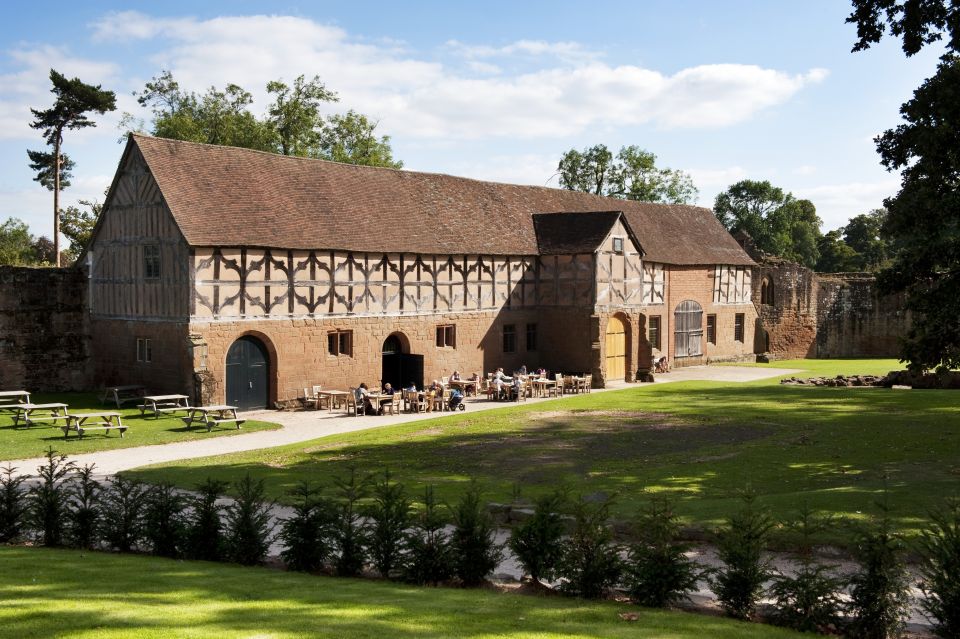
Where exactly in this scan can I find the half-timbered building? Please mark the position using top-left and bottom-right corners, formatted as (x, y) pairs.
(85, 134), (757, 409)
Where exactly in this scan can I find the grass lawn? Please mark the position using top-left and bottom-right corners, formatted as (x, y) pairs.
(0, 546), (804, 639)
(126, 359), (960, 545)
(0, 392), (280, 463)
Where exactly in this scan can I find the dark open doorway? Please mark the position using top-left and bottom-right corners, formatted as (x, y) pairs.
(225, 336), (270, 411)
(381, 333), (423, 390)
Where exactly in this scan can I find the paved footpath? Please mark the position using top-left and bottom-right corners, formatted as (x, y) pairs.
(4, 365), (801, 475)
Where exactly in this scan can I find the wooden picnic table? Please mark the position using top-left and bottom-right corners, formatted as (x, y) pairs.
(530, 377), (557, 397)
(182, 405), (245, 432)
(0, 390), (31, 413)
(317, 389), (349, 412)
(100, 385), (146, 409)
(138, 394), (191, 419)
(62, 412), (126, 439)
(12, 403), (70, 428)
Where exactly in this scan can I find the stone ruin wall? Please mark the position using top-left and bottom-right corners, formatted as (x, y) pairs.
(815, 274), (910, 358)
(0, 266), (92, 391)
(751, 257), (910, 360)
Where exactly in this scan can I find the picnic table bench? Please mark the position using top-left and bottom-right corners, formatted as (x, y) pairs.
(138, 394), (191, 419)
(61, 412), (126, 439)
(0, 390), (31, 413)
(100, 385), (146, 409)
(12, 403), (70, 428)
(182, 405), (245, 432)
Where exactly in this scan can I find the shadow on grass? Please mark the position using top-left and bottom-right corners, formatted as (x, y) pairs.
(124, 382), (960, 543)
(0, 547), (804, 639)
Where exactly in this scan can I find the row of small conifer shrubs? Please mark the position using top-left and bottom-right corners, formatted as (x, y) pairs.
(1, 449), (958, 639)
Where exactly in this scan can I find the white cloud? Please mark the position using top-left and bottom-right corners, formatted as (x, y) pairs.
(793, 165), (817, 175)
(88, 12), (827, 140)
(433, 153), (561, 188)
(0, 45), (120, 141)
(794, 179), (899, 230)
(687, 166), (750, 189)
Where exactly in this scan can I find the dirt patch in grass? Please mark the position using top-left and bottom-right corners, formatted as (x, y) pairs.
(531, 410), (674, 422)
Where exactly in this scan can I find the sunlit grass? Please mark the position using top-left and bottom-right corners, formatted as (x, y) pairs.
(125, 359), (960, 546)
(0, 392), (280, 462)
(0, 547), (806, 639)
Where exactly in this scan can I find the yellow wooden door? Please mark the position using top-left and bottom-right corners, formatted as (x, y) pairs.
(605, 316), (626, 381)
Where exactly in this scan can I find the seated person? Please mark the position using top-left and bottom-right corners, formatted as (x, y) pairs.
(378, 383), (396, 414)
(518, 364), (528, 376)
(510, 376), (522, 400)
(424, 380), (443, 412)
(403, 381), (417, 392)
(450, 370), (462, 381)
(535, 367), (546, 377)
(655, 356), (669, 373)
(355, 383), (376, 414)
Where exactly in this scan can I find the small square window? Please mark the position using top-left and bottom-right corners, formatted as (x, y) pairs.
(328, 330), (353, 356)
(144, 244), (161, 280)
(502, 324), (516, 353)
(612, 237), (624, 254)
(436, 325), (456, 348)
(526, 323), (538, 352)
(136, 338), (152, 363)
(734, 314), (745, 343)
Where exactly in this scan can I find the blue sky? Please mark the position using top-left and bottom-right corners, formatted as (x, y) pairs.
(0, 1), (945, 241)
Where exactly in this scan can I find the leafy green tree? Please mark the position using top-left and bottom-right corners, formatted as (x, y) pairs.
(133, 71), (274, 151)
(130, 71), (403, 168)
(873, 55), (960, 371)
(847, 0), (960, 57)
(450, 481), (502, 587)
(714, 180), (822, 268)
(918, 500), (960, 638)
(266, 74), (338, 157)
(847, 2), (960, 372)
(558, 144), (697, 204)
(712, 491), (774, 620)
(508, 489), (567, 585)
(0, 218), (38, 266)
(817, 229), (862, 272)
(318, 110), (403, 168)
(29, 69), (116, 266)
(625, 497), (701, 608)
(26, 150), (74, 191)
(844, 209), (892, 271)
(59, 198), (102, 261)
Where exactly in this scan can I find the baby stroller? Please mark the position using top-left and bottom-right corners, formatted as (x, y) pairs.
(448, 388), (466, 411)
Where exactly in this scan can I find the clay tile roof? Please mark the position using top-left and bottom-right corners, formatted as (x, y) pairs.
(533, 211), (624, 255)
(131, 134), (754, 265)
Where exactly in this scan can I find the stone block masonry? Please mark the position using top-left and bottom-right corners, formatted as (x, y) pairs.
(0, 266), (91, 391)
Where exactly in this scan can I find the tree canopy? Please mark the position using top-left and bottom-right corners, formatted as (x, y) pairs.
(557, 144), (698, 204)
(848, 1), (960, 370)
(0, 218), (55, 266)
(29, 69), (116, 266)
(126, 71), (401, 168)
(713, 180), (822, 268)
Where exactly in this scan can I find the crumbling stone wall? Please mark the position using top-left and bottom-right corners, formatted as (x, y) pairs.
(815, 274), (910, 358)
(0, 266), (91, 391)
(742, 241), (909, 359)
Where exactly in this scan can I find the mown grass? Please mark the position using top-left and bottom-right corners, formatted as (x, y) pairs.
(0, 392), (280, 462)
(0, 546), (805, 639)
(126, 359), (960, 545)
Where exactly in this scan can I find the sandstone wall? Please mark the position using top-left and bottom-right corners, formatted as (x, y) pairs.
(750, 255), (909, 359)
(0, 266), (90, 391)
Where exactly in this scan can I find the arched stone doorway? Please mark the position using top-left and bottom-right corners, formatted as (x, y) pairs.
(605, 314), (629, 382)
(225, 335), (270, 411)
(381, 332), (423, 390)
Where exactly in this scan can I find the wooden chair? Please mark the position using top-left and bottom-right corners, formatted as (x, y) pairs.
(302, 387), (317, 409)
(380, 394), (397, 415)
(346, 388), (364, 417)
(405, 389), (422, 413)
(584, 374), (593, 392)
(547, 374), (562, 398)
